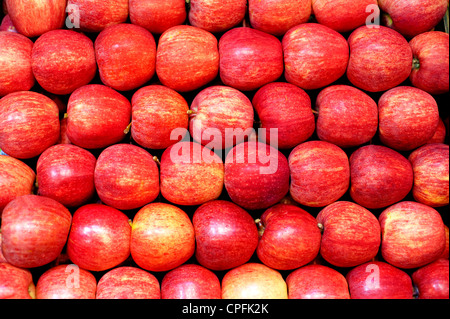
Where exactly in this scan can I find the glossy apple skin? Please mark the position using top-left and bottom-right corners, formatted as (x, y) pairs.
(409, 143), (449, 207)
(225, 141), (290, 210)
(1, 195), (72, 268)
(257, 204), (322, 270)
(193, 200), (259, 271)
(379, 0), (448, 38)
(427, 118), (447, 145)
(0, 155), (35, 215)
(379, 86), (439, 152)
(349, 145), (413, 209)
(156, 25), (219, 92)
(346, 261), (413, 299)
(95, 23), (156, 92)
(312, 0), (379, 33)
(67, 0), (128, 32)
(317, 201), (381, 268)
(31, 30), (97, 96)
(0, 91), (60, 159)
(413, 259), (449, 299)
(0, 263), (35, 299)
(379, 201), (446, 269)
(347, 26), (412, 92)
(94, 144), (159, 211)
(131, 85), (189, 150)
(0, 31), (34, 97)
(67, 204), (131, 272)
(96, 266), (160, 299)
(129, 0), (187, 34)
(189, 0), (247, 33)
(253, 82), (315, 149)
(36, 264), (97, 299)
(289, 141), (350, 208)
(161, 264), (221, 299)
(36, 144), (96, 208)
(58, 117), (71, 145)
(315, 85), (378, 148)
(249, 0), (311, 36)
(130, 203), (195, 272)
(5, 0), (65, 38)
(222, 263), (288, 299)
(283, 23), (349, 91)
(0, 232), (6, 263)
(160, 141), (224, 206)
(410, 31), (449, 95)
(189, 86), (254, 150)
(0, 15), (17, 32)
(440, 225), (449, 260)
(219, 27), (284, 92)
(287, 265), (350, 299)
(66, 84), (132, 150)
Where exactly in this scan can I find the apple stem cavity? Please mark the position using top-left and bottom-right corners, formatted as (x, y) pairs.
(412, 57), (420, 70)
(187, 110), (197, 118)
(254, 219), (265, 237)
(317, 223), (324, 233)
(382, 13), (394, 29)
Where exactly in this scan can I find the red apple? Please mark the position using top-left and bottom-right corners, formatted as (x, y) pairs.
(129, 0), (187, 34)
(66, 84), (132, 150)
(412, 258), (449, 299)
(31, 29), (97, 96)
(256, 204), (322, 270)
(222, 263), (288, 299)
(317, 201), (381, 268)
(347, 26), (413, 92)
(225, 141), (290, 210)
(58, 117), (71, 145)
(0, 232), (7, 263)
(189, 86), (254, 150)
(193, 200), (259, 271)
(427, 118), (447, 145)
(130, 203), (195, 272)
(289, 141), (350, 208)
(5, 0), (66, 38)
(67, 204), (132, 272)
(346, 261), (413, 299)
(218, 27), (283, 92)
(248, 0), (311, 36)
(1, 195), (72, 268)
(160, 141), (224, 206)
(131, 85), (189, 150)
(315, 85), (378, 148)
(0, 155), (35, 216)
(67, 0), (129, 32)
(379, 201), (446, 269)
(156, 25), (219, 92)
(378, 86), (440, 151)
(0, 91), (60, 159)
(409, 31), (449, 95)
(379, 0), (448, 38)
(95, 23), (156, 92)
(409, 143), (449, 207)
(189, 0), (247, 33)
(252, 82), (315, 149)
(286, 265), (350, 299)
(36, 264), (97, 299)
(312, 0), (379, 33)
(283, 23), (349, 91)
(440, 225), (449, 260)
(94, 144), (159, 211)
(0, 263), (35, 299)
(0, 31), (34, 97)
(36, 144), (96, 208)
(96, 266), (160, 299)
(0, 15), (17, 32)
(161, 264), (221, 299)
(349, 145), (413, 209)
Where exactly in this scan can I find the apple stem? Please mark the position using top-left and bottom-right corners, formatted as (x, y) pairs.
(254, 219), (265, 237)
(382, 13), (394, 29)
(317, 223), (324, 233)
(413, 284), (420, 299)
(128, 219), (133, 228)
(63, 113), (68, 119)
(123, 123), (132, 135)
(311, 109), (319, 115)
(412, 57), (420, 70)
(153, 156), (161, 165)
(187, 110), (197, 118)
